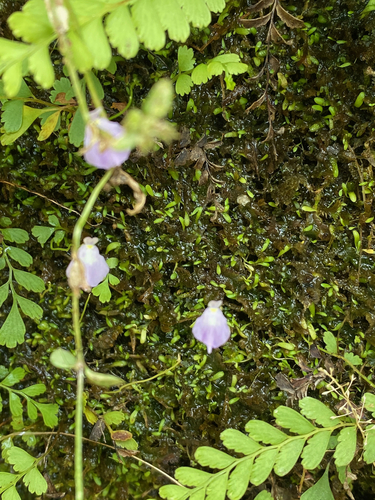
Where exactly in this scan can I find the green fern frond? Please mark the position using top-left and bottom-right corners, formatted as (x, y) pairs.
(0, 0), (227, 96)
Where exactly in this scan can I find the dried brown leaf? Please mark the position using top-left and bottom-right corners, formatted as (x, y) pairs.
(246, 0), (274, 14)
(262, 124), (274, 143)
(245, 92), (266, 113)
(198, 169), (209, 185)
(276, 3), (305, 29)
(241, 12), (272, 28)
(54, 92), (76, 105)
(112, 430), (132, 442)
(111, 102), (127, 111)
(174, 148), (192, 166)
(269, 24), (292, 45)
(89, 419), (106, 442)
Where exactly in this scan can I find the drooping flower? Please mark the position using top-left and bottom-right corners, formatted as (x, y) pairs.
(192, 300), (230, 354)
(83, 108), (130, 169)
(66, 237), (109, 291)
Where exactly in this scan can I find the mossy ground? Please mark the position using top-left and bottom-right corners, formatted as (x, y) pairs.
(1, 0), (375, 498)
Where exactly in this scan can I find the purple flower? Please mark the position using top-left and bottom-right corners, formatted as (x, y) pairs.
(83, 108), (131, 169)
(66, 237), (109, 291)
(192, 300), (230, 354)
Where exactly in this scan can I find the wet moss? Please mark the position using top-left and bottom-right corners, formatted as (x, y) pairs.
(2, 0), (375, 498)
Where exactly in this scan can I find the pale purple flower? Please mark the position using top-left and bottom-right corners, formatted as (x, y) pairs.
(192, 300), (231, 354)
(66, 237), (109, 291)
(83, 108), (130, 169)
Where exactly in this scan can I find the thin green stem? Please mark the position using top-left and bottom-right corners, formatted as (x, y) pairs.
(69, 168), (114, 500)
(72, 169), (113, 251)
(84, 71), (103, 111)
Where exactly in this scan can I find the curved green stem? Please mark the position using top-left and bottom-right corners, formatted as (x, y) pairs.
(70, 168), (114, 500)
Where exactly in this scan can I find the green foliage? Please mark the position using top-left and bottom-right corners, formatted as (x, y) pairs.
(31, 214), (67, 248)
(0, 227), (45, 347)
(0, 366), (58, 429)
(160, 396), (375, 500)
(361, 0), (375, 17)
(0, 445), (48, 498)
(0, 0), (227, 96)
(175, 47), (248, 96)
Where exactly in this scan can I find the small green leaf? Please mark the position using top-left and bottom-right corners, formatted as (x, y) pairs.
(274, 438), (305, 476)
(13, 269), (45, 293)
(300, 465), (334, 500)
(105, 4), (139, 59)
(195, 446), (236, 469)
(0, 282), (9, 308)
(178, 45), (195, 72)
(1, 100), (24, 133)
(50, 77), (75, 103)
(354, 91), (365, 107)
(159, 484), (189, 500)
(103, 411), (126, 426)
(228, 459), (252, 500)
(363, 426), (375, 464)
(274, 406), (316, 434)
(344, 352), (362, 366)
(1, 367), (25, 387)
(250, 448), (278, 486)
(2, 485), (22, 500)
(1, 106), (47, 146)
(299, 397), (340, 427)
(191, 63), (209, 84)
(0, 472), (17, 489)
(221, 429), (262, 455)
(68, 107), (85, 147)
(81, 17), (112, 70)
(1, 228), (29, 244)
(175, 467), (212, 487)
(28, 45), (54, 89)
(7, 447), (35, 472)
(27, 399), (38, 421)
(323, 331), (337, 354)
(23, 467), (48, 495)
(334, 427), (357, 467)
(245, 420), (288, 445)
(363, 393), (375, 417)
(84, 367), (124, 388)
(31, 226), (55, 247)
(9, 393), (23, 417)
(176, 74), (193, 96)
(132, 0), (166, 51)
(106, 257), (119, 269)
(16, 295), (43, 320)
(108, 274), (120, 286)
(206, 472), (227, 500)
(7, 247), (33, 267)
(92, 278), (111, 303)
(253, 491), (273, 500)
(0, 301), (26, 347)
(177, 0), (211, 28)
(37, 110), (60, 141)
(68, 31), (93, 72)
(32, 401), (59, 428)
(301, 430), (332, 469)
(50, 348), (77, 371)
(21, 383), (46, 397)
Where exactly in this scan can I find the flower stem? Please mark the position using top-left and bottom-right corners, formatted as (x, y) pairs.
(70, 168), (114, 500)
